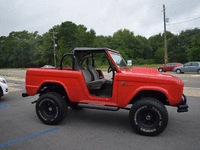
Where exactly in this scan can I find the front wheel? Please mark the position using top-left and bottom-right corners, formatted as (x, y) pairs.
(176, 69), (181, 74)
(36, 92), (68, 125)
(129, 98), (168, 136)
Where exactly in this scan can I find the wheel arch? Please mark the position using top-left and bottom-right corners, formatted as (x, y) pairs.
(176, 68), (182, 72)
(129, 89), (169, 105)
(37, 82), (71, 103)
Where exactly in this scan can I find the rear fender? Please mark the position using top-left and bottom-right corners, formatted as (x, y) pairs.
(27, 80), (70, 98)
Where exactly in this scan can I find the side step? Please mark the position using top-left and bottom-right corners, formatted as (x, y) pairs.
(78, 103), (120, 111)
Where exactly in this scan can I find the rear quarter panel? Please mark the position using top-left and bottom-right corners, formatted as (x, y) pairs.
(25, 68), (90, 102)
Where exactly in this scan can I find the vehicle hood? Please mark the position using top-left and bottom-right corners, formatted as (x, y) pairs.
(0, 77), (7, 85)
(0, 77), (5, 80)
(120, 67), (181, 84)
(130, 67), (160, 74)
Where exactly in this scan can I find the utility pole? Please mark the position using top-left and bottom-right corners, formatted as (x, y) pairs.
(51, 31), (57, 67)
(163, 4), (168, 64)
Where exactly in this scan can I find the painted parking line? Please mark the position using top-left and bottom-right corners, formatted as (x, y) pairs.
(0, 127), (59, 148)
(0, 102), (10, 109)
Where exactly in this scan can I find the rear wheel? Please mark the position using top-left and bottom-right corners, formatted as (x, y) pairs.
(198, 69), (200, 74)
(176, 69), (181, 74)
(129, 97), (168, 136)
(36, 92), (68, 125)
(158, 68), (163, 72)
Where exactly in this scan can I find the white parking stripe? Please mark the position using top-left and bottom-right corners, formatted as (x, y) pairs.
(191, 75), (200, 77)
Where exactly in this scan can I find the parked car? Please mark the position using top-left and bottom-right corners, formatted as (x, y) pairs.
(41, 65), (55, 68)
(0, 77), (9, 100)
(158, 63), (182, 72)
(173, 62), (200, 74)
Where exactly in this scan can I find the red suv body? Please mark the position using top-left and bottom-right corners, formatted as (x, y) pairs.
(22, 48), (188, 136)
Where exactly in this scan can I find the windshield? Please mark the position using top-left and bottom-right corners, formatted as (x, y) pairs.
(109, 52), (127, 68)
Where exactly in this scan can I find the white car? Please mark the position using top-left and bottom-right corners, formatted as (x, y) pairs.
(0, 77), (9, 100)
(41, 65), (55, 68)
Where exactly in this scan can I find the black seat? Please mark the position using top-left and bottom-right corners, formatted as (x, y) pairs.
(74, 57), (84, 71)
(81, 68), (105, 91)
(75, 56), (106, 93)
(86, 59), (106, 89)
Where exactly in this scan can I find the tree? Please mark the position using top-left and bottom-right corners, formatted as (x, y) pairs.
(0, 36), (10, 68)
(148, 33), (163, 60)
(168, 29), (200, 63)
(52, 21), (96, 64)
(1, 21), (200, 68)
(136, 35), (152, 59)
(154, 47), (164, 63)
(187, 33), (200, 61)
(112, 29), (141, 60)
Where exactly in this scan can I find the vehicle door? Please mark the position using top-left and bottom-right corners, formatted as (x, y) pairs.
(190, 62), (199, 72)
(165, 63), (170, 71)
(75, 50), (118, 104)
(168, 63), (175, 71)
(182, 63), (190, 72)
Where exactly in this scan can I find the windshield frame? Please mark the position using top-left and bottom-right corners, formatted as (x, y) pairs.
(108, 51), (128, 69)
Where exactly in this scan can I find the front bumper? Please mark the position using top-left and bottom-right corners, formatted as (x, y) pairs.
(176, 94), (188, 112)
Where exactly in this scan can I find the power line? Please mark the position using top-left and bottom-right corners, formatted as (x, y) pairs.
(170, 16), (200, 25)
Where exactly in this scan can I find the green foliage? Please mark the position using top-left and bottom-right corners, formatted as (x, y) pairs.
(187, 32), (200, 61)
(0, 21), (200, 68)
(154, 47), (165, 64)
(132, 58), (155, 65)
(148, 33), (163, 57)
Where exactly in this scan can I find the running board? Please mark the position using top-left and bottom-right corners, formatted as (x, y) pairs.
(78, 103), (120, 111)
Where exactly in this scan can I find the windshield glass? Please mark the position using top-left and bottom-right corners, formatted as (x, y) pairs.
(109, 52), (127, 68)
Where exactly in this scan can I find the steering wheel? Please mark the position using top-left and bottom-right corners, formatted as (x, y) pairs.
(107, 65), (112, 73)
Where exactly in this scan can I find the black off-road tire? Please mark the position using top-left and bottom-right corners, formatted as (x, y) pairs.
(129, 97), (168, 136)
(36, 92), (68, 125)
(0, 89), (2, 100)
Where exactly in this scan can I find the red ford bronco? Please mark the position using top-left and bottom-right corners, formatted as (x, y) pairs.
(22, 48), (188, 136)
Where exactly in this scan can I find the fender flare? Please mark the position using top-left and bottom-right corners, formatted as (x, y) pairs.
(31, 80), (71, 100)
(127, 86), (170, 105)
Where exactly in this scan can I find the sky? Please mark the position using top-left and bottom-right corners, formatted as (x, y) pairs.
(1, 0), (200, 38)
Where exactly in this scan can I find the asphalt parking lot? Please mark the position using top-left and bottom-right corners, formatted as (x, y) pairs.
(0, 69), (200, 150)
